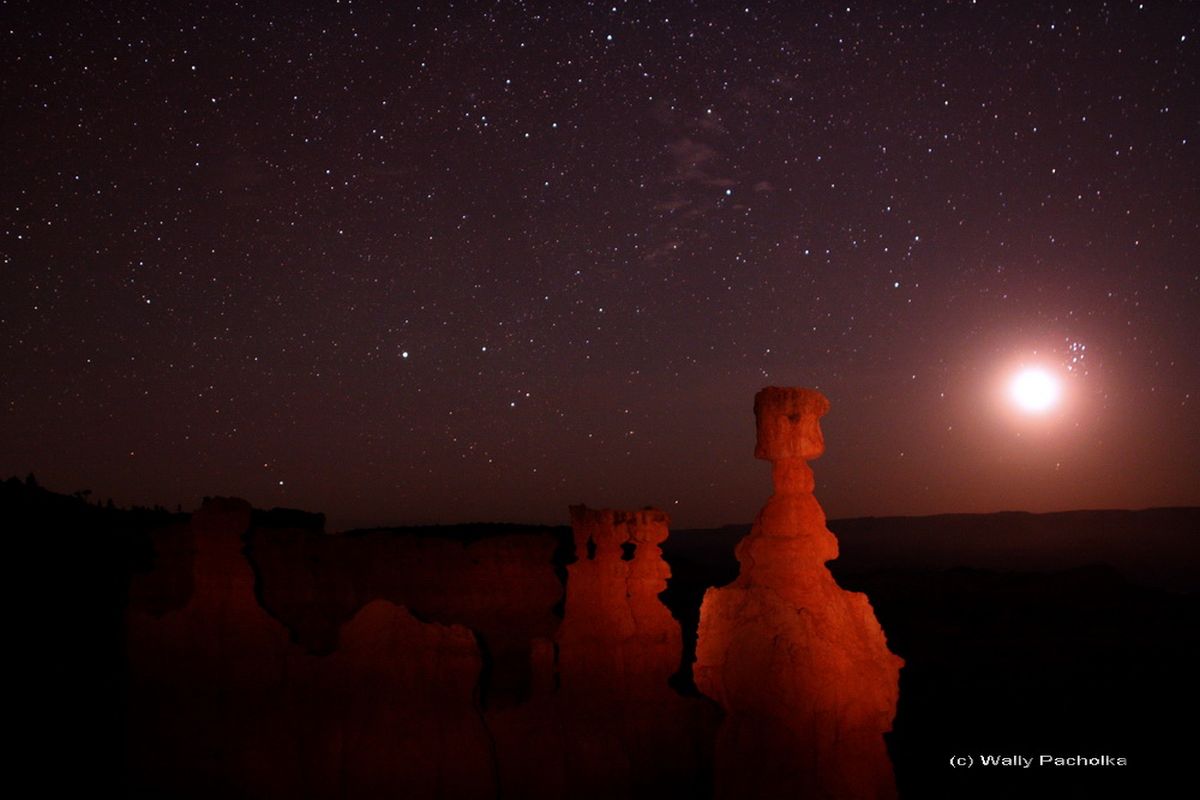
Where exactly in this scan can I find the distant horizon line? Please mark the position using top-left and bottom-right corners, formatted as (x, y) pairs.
(334, 505), (1199, 534)
(6, 475), (1195, 534)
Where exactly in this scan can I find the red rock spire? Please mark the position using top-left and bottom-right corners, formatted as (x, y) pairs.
(694, 387), (904, 799)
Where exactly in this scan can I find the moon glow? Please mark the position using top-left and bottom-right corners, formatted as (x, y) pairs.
(1010, 368), (1061, 413)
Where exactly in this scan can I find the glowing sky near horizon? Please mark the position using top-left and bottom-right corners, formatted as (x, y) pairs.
(1, 2), (1197, 529)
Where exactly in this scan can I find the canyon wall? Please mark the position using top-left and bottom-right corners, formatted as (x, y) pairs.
(126, 499), (714, 799)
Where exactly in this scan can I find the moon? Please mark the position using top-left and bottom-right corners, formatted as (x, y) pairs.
(1010, 368), (1061, 413)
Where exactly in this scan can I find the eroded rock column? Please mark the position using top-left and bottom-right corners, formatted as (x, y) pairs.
(556, 505), (711, 799)
(126, 498), (296, 797)
(694, 388), (904, 799)
(557, 506), (680, 694)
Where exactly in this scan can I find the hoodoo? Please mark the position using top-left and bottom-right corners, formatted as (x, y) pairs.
(694, 387), (904, 799)
(556, 505), (711, 798)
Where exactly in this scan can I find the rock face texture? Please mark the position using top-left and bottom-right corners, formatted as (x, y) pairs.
(126, 496), (720, 798)
(694, 387), (904, 799)
(557, 506), (680, 696)
(555, 506), (714, 799)
(126, 498), (495, 799)
(249, 525), (565, 706)
(126, 497), (297, 796)
(289, 600), (496, 799)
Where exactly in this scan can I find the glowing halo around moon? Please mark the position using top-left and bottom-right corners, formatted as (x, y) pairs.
(1009, 368), (1061, 413)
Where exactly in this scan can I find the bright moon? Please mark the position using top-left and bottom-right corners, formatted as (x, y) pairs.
(1010, 368), (1060, 413)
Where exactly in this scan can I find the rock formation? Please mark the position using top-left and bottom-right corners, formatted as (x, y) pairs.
(555, 505), (714, 799)
(127, 497), (723, 798)
(694, 388), (904, 799)
(126, 497), (296, 797)
(557, 506), (680, 694)
(249, 525), (565, 706)
(290, 600), (496, 799)
(126, 498), (495, 799)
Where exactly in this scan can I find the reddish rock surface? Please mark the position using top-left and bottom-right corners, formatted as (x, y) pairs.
(694, 388), (904, 799)
(289, 600), (496, 799)
(249, 526), (565, 707)
(126, 497), (296, 797)
(557, 506), (680, 694)
(483, 636), (569, 799)
(126, 498), (496, 799)
(555, 506), (714, 799)
(126, 498), (716, 798)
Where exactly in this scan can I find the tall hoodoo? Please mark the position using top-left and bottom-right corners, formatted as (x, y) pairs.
(557, 506), (680, 696)
(555, 505), (710, 799)
(694, 387), (904, 799)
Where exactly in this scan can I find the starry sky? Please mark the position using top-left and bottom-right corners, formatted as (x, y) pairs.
(3, 1), (1197, 530)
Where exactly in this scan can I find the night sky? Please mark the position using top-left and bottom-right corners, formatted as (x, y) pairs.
(3, 1), (1197, 530)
